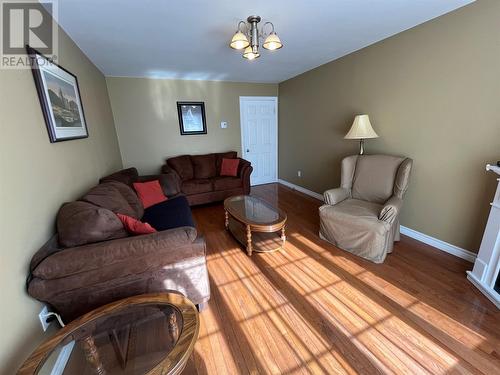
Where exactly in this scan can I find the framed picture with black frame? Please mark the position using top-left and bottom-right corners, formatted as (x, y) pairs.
(27, 46), (89, 143)
(177, 101), (207, 135)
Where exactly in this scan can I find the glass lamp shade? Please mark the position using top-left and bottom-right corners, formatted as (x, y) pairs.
(242, 46), (260, 60)
(263, 33), (283, 50)
(230, 31), (250, 50)
(345, 115), (379, 139)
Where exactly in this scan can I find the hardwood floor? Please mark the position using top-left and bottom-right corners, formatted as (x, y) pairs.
(185, 183), (500, 374)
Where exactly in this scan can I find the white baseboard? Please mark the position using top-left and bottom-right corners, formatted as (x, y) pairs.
(277, 179), (476, 263)
(399, 226), (476, 263)
(278, 179), (324, 200)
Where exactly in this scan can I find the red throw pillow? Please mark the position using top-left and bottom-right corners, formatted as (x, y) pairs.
(132, 180), (167, 209)
(220, 158), (239, 177)
(117, 213), (156, 235)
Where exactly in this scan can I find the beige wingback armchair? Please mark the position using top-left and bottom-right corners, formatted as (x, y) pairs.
(319, 154), (413, 263)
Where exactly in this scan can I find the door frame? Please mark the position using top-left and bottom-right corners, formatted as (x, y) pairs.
(239, 96), (279, 185)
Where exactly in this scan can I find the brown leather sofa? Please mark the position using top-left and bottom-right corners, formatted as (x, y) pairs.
(161, 151), (252, 206)
(27, 168), (210, 322)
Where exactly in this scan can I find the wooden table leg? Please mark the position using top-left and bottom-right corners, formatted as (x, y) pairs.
(109, 325), (131, 370)
(246, 225), (253, 256)
(81, 336), (106, 375)
(224, 210), (229, 230)
(168, 311), (179, 344)
(281, 226), (286, 248)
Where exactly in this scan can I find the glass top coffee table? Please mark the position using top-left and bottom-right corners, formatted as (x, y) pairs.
(224, 195), (287, 256)
(18, 293), (199, 375)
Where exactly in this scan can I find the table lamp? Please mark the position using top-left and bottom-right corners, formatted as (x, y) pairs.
(344, 115), (379, 155)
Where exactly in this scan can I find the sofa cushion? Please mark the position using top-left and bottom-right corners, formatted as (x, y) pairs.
(82, 181), (143, 219)
(133, 180), (167, 209)
(99, 167), (139, 187)
(117, 213), (156, 235)
(138, 174), (181, 198)
(213, 176), (242, 191)
(215, 151), (237, 175)
(220, 158), (239, 177)
(142, 196), (195, 231)
(168, 155), (193, 181)
(181, 179), (213, 195)
(57, 201), (127, 247)
(111, 181), (144, 218)
(192, 154), (216, 179)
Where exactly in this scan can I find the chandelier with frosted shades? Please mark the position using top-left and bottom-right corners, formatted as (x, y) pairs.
(229, 16), (283, 60)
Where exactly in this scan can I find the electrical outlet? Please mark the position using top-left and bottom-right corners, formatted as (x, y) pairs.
(38, 305), (50, 331)
(220, 121), (228, 129)
(297, 170), (302, 177)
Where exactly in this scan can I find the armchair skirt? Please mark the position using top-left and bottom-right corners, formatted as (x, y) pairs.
(319, 199), (400, 263)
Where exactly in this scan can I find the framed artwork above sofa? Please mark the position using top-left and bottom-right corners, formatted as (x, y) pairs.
(27, 46), (89, 143)
(177, 101), (207, 135)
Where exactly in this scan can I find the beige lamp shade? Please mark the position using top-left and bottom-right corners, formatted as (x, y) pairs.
(230, 31), (250, 50)
(263, 33), (283, 50)
(345, 115), (379, 139)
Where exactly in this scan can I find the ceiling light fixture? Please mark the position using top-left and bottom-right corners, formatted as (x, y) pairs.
(229, 16), (283, 60)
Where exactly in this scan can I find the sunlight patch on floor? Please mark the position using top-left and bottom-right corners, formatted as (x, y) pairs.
(286, 233), (484, 373)
(207, 244), (352, 373)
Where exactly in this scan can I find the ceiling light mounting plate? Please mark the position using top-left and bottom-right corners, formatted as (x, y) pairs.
(247, 15), (261, 24)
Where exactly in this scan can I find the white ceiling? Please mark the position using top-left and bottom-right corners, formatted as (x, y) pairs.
(50, 0), (474, 83)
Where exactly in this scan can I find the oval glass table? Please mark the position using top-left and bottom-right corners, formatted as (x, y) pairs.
(224, 195), (287, 256)
(18, 293), (199, 375)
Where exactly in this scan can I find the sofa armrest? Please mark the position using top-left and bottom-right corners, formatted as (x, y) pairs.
(323, 188), (350, 206)
(379, 196), (403, 224)
(238, 158), (253, 194)
(161, 165), (182, 185)
(138, 173), (181, 197)
(161, 164), (175, 174)
(33, 226), (198, 280)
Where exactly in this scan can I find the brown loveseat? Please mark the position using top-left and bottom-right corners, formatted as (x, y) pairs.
(27, 168), (210, 322)
(161, 151), (252, 206)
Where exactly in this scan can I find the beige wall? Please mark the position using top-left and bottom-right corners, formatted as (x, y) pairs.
(106, 77), (278, 174)
(0, 21), (122, 375)
(278, 0), (500, 252)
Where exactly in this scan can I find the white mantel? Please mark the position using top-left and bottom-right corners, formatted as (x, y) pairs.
(467, 164), (500, 308)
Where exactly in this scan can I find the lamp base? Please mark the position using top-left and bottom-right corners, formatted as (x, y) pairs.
(359, 139), (365, 155)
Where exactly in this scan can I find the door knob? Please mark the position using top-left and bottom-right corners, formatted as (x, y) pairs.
(246, 149), (250, 152)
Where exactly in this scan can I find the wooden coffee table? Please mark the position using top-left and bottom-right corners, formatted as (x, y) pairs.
(18, 293), (199, 375)
(224, 195), (287, 256)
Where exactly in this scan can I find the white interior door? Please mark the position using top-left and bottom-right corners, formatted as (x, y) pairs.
(240, 97), (278, 186)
